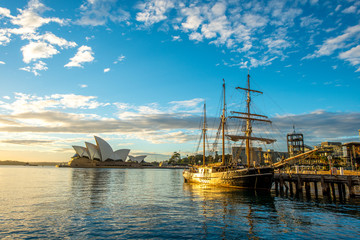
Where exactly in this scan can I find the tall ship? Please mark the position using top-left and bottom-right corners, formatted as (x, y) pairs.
(183, 73), (275, 190)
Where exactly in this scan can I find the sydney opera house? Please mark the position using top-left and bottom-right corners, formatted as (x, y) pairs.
(69, 136), (147, 168)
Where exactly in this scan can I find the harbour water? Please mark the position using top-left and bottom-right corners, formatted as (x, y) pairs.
(1, 166), (360, 239)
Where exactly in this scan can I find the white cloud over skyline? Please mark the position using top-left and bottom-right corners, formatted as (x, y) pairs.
(0, 92), (358, 160)
(0, 92), (108, 114)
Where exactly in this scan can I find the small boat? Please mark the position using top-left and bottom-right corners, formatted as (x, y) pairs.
(183, 73), (275, 190)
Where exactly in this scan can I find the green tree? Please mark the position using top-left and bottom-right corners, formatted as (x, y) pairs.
(168, 152), (181, 165)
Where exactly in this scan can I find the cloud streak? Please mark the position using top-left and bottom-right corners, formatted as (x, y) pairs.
(0, 92), (358, 148)
(272, 110), (360, 144)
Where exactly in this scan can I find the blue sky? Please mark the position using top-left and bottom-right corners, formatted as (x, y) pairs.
(0, 0), (359, 162)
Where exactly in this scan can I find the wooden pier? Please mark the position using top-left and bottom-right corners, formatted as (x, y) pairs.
(273, 172), (360, 200)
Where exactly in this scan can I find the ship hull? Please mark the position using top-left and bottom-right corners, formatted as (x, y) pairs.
(183, 167), (274, 191)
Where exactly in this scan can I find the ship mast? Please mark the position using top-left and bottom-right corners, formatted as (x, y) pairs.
(222, 79), (226, 165)
(245, 73), (251, 167)
(202, 102), (206, 166)
(227, 73), (276, 168)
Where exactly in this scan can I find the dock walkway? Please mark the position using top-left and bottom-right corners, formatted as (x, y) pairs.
(274, 172), (360, 200)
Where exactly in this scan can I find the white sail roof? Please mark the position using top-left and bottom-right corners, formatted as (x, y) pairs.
(85, 142), (101, 160)
(95, 136), (113, 161)
(72, 146), (89, 158)
(128, 155), (147, 163)
(72, 136), (132, 162)
(112, 149), (130, 161)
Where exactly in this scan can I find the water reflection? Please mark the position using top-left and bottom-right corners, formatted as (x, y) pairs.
(1, 167), (360, 239)
(71, 169), (108, 208)
(183, 184), (277, 239)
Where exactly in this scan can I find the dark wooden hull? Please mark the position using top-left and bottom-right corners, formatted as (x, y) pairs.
(183, 167), (274, 191)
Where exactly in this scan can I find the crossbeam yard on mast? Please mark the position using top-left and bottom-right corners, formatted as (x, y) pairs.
(236, 87), (263, 94)
(226, 135), (276, 144)
(230, 111), (269, 119)
(229, 115), (272, 123)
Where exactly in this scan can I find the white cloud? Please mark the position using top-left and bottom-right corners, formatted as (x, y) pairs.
(19, 60), (48, 76)
(0, 99), (358, 149)
(0, 7), (11, 18)
(3, 96), (10, 100)
(264, 38), (287, 50)
(266, 1), (302, 27)
(10, 0), (65, 35)
(0, 92), (108, 114)
(85, 35), (95, 41)
(306, 24), (360, 58)
(211, 2), (226, 16)
(136, 0), (175, 26)
(65, 46), (94, 68)
(21, 41), (59, 63)
(79, 84), (88, 88)
(342, 6), (357, 14)
(169, 98), (204, 112)
(171, 35), (181, 41)
(0, 0), (76, 75)
(180, 5), (205, 31)
(22, 32), (77, 48)
(189, 32), (203, 41)
(300, 15), (322, 28)
(339, 45), (360, 68)
(0, 61), (5, 64)
(51, 94), (106, 109)
(76, 0), (130, 26)
(174, 1), (301, 68)
(115, 98), (204, 120)
(249, 56), (277, 68)
(114, 54), (126, 64)
(242, 13), (268, 28)
(201, 15), (232, 44)
(0, 29), (12, 46)
(273, 111), (360, 144)
(104, 68), (110, 73)
(181, 15), (203, 31)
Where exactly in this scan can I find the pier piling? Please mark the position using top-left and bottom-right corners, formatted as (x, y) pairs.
(314, 182), (319, 199)
(274, 173), (359, 200)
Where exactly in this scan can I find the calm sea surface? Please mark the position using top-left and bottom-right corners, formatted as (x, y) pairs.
(1, 166), (360, 239)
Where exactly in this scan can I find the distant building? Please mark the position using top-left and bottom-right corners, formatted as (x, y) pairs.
(343, 142), (360, 169)
(127, 155), (147, 163)
(232, 147), (288, 166)
(287, 132), (304, 157)
(320, 142), (343, 158)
